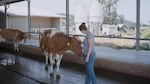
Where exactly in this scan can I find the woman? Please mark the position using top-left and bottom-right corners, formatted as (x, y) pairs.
(79, 23), (97, 84)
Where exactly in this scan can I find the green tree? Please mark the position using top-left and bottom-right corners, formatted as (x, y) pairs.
(98, 0), (119, 24)
(119, 14), (125, 23)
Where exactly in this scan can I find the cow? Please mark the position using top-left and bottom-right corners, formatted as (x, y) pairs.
(40, 29), (52, 69)
(40, 31), (82, 79)
(0, 29), (28, 53)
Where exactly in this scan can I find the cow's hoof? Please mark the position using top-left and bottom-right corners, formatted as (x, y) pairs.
(50, 73), (54, 77)
(45, 65), (48, 70)
(56, 74), (61, 80)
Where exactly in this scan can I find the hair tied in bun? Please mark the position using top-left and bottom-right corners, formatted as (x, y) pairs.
(82, 22), (86, 25)
(79, 22), (87, 31)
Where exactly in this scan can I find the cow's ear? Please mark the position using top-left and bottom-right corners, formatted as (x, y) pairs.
(41, 33), (44, 37)
(73, 35), (81, 42)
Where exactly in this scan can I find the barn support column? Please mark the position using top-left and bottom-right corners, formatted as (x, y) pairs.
(4, 4), (8, 28)
(136, 0), (140, 50)
(27, 0), (31, 38)
(66, 0), (69, 36)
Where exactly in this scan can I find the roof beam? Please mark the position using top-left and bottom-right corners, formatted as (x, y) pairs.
(0, 0), (25, 6)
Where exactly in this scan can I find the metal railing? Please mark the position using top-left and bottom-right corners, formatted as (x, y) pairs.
(24, 27), (150, 50)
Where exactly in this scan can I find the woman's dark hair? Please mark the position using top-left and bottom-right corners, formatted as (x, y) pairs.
(79, 22), (87, 31)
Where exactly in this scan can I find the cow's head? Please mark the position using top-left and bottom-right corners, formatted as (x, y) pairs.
(67, 37), (82, 57)
(42, 30), (51, 37)
(24, 35), (28, 42)
(19, 32), (28, 43)
(18, 32), (28, 43)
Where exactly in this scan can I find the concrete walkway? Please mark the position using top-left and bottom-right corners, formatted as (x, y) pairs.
(0, 50), (150, 84)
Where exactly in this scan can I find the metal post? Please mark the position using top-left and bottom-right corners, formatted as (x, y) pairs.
(27, 0), (31, 38)
(4, 4), (7, 28)
(136, 0), (140, 50)
(39, 26), (41, 40)
(149, 21), (150, 28)
(66, 0), (69, 36)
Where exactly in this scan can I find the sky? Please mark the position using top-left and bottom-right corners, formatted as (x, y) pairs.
(117, 0), (150, 24)
(2, 0), (150, 24)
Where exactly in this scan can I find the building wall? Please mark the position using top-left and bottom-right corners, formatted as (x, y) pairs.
(102, 24), (118, 36)
(31, 17), (51, 28)
(51, 18), (60, 29)
(8, 16), (28, 32)
(7, 16), (61, 32)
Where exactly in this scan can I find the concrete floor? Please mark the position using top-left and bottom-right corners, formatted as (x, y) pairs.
(0, 50), (150, 84)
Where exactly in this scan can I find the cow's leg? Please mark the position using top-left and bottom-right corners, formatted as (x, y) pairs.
(16, 43), (19, 52)
(49, 53), (55, 77)
(14, 43), (20, 54)
(55, 54), (63, 80)
(13, 43), (19, 64)
(44, 51), (49, 70)
(14, 43), (18, 52)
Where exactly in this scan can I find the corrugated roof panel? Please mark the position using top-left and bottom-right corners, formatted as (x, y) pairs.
(0, 6), (65, 18)
(0, 0), (25, 6)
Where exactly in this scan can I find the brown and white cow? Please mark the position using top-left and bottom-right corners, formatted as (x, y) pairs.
(40, 29), (52, 69)
(40, 31), (82, 79)
(0, 29), (28, 52)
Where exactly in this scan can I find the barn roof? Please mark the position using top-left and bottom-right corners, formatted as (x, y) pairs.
(0, 0), (25, 6)
(0, 6), (65, 18)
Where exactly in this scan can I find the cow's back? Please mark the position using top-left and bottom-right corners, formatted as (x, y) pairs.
(0, 29), (18, 42)
(47, 32), (68, 54)
(0, 29), (26, 42)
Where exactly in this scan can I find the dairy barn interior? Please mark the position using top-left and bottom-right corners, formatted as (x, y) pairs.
(0, 0), (150, 84)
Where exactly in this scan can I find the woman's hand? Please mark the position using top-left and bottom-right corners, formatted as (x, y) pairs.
(85, 56), (89, 62)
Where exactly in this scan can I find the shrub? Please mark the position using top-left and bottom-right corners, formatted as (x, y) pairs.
(140, 42), (150, 50)
(144, 33), (150, 39)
